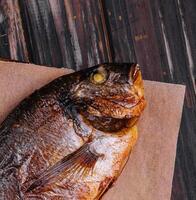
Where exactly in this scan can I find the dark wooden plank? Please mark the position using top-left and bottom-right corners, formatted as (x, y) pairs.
(0, 0), (29, 61)
(151, 1), (196, 199)
(178, 0), (196, 79)
(103, 0), (136, 63)
(0, 7), (10, 58)
(171, 3), (196, 199)
(104, 0), (165, 81)
(18, 0), (109, 69)
(103, 0), (196, 199)
(153, 0), (195, 106)
(171, 155), (188, 200)
(172, 108), (196, 200)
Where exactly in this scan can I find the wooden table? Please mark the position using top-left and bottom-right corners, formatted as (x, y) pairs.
(0, 1), (195, 199)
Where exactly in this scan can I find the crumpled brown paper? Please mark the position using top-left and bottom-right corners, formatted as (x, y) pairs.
(0, 61), (185, 200)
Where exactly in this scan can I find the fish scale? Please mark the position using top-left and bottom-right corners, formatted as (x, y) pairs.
(0, 63), (146, 199)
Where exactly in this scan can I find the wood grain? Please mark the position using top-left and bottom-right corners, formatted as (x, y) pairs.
(149, 2), (196, 200)
(0, 0), (28, 61)
(104, 0), (164, 81)
(103, 0), (136, 63)
(18, 0), (109, 69)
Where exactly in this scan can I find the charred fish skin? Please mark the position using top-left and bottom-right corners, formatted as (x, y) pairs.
(0, 63), (146, 200)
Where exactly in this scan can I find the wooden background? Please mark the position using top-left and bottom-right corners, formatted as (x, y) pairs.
(0, 0), (195, 199)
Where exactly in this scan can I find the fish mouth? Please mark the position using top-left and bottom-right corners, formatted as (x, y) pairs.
(86, 96), (146, 120)
(103, 95), (140, 109)
(83, 97), (146, 132)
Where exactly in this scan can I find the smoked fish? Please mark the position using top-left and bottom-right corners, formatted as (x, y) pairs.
(0, 63), (146, 199)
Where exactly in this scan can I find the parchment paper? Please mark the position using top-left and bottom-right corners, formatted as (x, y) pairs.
(0, 61), (185, 200)
(103, 80), (185, 200)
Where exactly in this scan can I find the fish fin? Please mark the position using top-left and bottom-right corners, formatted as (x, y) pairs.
(26, 142), (99, 193)
(95, 177), (116, 200)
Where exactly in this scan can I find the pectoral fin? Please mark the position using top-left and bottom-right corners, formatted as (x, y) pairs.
(26, 143), (99, 193)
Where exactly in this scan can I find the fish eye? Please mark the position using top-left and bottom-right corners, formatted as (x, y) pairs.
(90, 70), (107, 84)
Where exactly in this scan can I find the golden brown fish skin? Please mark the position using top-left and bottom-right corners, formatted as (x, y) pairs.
(0, 63), (146, 200)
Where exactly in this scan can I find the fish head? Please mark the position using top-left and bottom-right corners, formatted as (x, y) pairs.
(70, 63), (146, 132)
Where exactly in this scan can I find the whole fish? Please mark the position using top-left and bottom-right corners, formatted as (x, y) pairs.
(0, 63), (146, 200)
